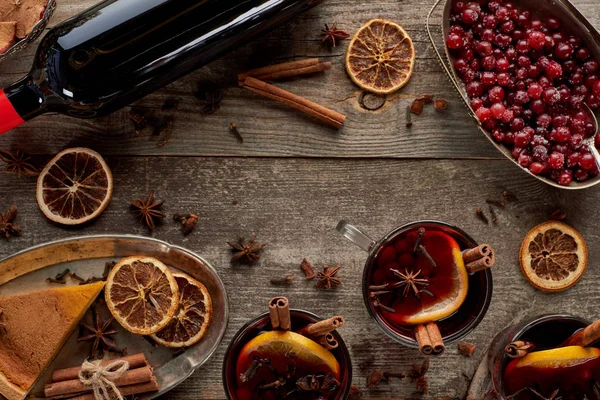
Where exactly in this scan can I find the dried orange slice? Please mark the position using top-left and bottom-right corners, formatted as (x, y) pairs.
(105, 256), (179, 335)
(345, 19), (415, 94)
(36, 148), (113, 225)
(520, 221), (587, 292)
(151, 272), (212, 348)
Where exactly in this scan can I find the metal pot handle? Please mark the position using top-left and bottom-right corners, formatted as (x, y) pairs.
(426, 0), (480, 126)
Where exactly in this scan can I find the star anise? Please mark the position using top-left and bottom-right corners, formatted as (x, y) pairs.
(129, 191), (166, 230)
(0, 150), (38, 176)
(385, 269), (431, 300)
(0, 205), (20, 239)
(321, 22), (350, 47)
(228, 235), (266, 263)
(316, 265), (342, 290)
(406, 359), (429, 394)
(78, 307), (121, 359)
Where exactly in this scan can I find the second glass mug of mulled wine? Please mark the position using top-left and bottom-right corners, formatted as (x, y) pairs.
(337, 220), (494, 355)
(484, 314), (600, 399)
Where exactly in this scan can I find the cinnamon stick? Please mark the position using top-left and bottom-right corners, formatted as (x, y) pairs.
(241, 77), (346, 129)
(465, 256), (495, 273)
(238, 58), (332, 85)
(317, 333), (339, 350)
(45, 366), (154, 398)
(463, 244), (495, 273)
(426, 322), (446, 355)
(304, 316), (345, 338)
(51, 354), (148, 382)
(561, 319), (600, 347)
(269, 296), (291, 331)
(505, 340), (535, 359)
(463, 244), (492, 263)
(415, 324), (433, 355)
(66, 376), (159, 400)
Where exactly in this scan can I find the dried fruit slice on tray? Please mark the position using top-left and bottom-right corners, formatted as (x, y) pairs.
(151, 272), (212, 348)
(105, 256), (179, 335)
(345, 19), (415, 94)
(0, 22), (16, 54)
(0, 0), (49, 38)
(519, 221), (587, 292)
(36, 148), (113, 225)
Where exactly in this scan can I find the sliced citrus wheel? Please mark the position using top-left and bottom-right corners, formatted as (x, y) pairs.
(520, 221), (587, 292)
(150, 272), (212, 348)
(236, 331), (340, 382)
(382, 231), (469, 326)
(36, 148), (113, 225)
(105, 256), (179, 335)
(345, 19), (415, 94)
(504, 346), (600, 395)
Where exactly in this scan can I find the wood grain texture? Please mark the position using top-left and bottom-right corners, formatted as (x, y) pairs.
(0, 157), (599, 399)
(0, 0), (597, 159)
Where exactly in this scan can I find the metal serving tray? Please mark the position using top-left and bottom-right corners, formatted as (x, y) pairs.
(427, 0), (600, 190)
(0, 235), (229, 399)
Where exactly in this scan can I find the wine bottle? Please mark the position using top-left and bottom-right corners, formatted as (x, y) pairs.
(0, 0), (324, 134)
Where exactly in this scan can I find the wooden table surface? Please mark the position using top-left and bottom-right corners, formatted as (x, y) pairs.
(1, 0), (600, 399)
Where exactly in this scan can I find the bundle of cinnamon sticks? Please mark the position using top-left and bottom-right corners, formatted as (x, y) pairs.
(238, 59), (346, 129)
(269, 296), (345, 350)
(45, 353), (158, 400)
(415, 243), (496, 356)
(505, 319), (600, 359)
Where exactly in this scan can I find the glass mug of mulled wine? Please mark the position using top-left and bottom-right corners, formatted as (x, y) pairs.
(222, 297), (353, 400)
(337, 220), (494, 354)
(485, 314), (600, 399)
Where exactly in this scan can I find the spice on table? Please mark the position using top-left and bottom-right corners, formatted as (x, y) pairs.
(366, 369), (384, 388)
(316, 265), (342, 289)
(0, 205), (20, 239)
(130, 191), (167, 230)
(241, 77), (346, 129)
(407, 359), (430, 394)
(475, 208), (489, 225)
(270, 275), (293, 286)
(550, 209), (567, 221)
(348, 384), (362, 400)
(45, 268), (71, 284)
(173, 213), (198, 235)
(458, 342), (476, 356)
(238, 58), (332, 85)
(321, 22), (350, 47)
(300, 258), (316, 280)
(0, 150), (38, 176)
(410, 98), (425, 115)
(77, 307), (121, 359)
(434, 97), (449, 111)
(227, 235), (266, 264)
(68, 271), (85, 283)
(406, 105), (413, 128)
(229, 122), (244, 143)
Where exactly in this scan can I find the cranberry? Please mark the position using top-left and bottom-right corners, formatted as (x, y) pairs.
(477, 41), (493, 56)
(548, 152), (565, 169)
(576, 47), (591, 61)
(569, 72), (584, 86)
(574, 168), (589, 182)
(455, 58), (468, 71)
(557, 169), (573, 185)
(516, 40), (529, 53)
(568, 35), (581, 48)
(483, 14), (498, 28)
(518, 153), (532, 167)
(497, 72), (510, 86)
(496, 58), (510, 71)
(511, 118), (525, 132)
(527, 31), (545, 50)
(529, 162), (544, 174)
(471, 98), (484, 110)
(532, 145), (549, 161)
(557, 86), (571, 103)
(585, 75), (599, 90)
(528, 84), (543, 100)
(492, 129), (505, 143)
(496, 6), (510, 21)
(542, 88), (560, 105)
(481, 29), (495, 42)
(530, 19), (543, 30)
(512, 146), (524, 159)
(544, 35), (555, 50)
(516, 67), (528, 80)
(594, 81), (600, 97)
(537, 113), (552, 128)
(469, 58), (481, 71)
(513, 29), (525, 40)
(490, 103), (506, 119)
(482, 56), (496, 70)
(538, 76), (552, 88)
(585, 122), (596, 136)
(580, 153), (596, 170)
(552, 115), (568, 128)
(501, 109), (515, 124)
(528, 65), (541, 78)
(530, 99), (546, 114)
(573, 85), (588, 97)
(483, 118), (499, 131)
(446, 33), (464, 50)
(569, 95), (584, 110)
(552, 32), (565, 43)
(515, 131), (530, 146)
(570, 134), (584, 150)
(462, 8), (480, 24)
(482, 71), (496, 86)
(567, 152), (581, 167)
(467, 81), (484, 97)
(554, 126), (571, 143)
(461, 49), (475, 62)
(546, 17), (561, 31)
(505, 131), (516, 145)
(513, 90), (530, 105)
(587, 94), (600, 110)
(545, 61), (563, 79)
(523, 109), (533, 121)
(584, 60), (599, 74)
(488, 1), (501, 12)
(476, 106), (492, 122)
(489, 86), (505, 103)
(506, 47), (518, 61)
(500, 20), (514, 33)
(517, 55), (531, 67)
(554, 42), (574, 60)
(517, 12), (530, 27)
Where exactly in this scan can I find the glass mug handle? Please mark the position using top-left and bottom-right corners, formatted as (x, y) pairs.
(336, 220), (376, 252)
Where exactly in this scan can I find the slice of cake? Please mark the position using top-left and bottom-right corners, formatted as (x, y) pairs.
(0, 281), (105, 400)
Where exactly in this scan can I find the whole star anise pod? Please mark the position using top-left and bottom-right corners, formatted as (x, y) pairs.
(130, 191), (166, 230)
(0, 205), (20, 239)
(316, 265), (342, 290)
(407, 359), (430, 394)
(78, 307), (121, 359)
(390, 269), (431, 300)
(0, 150), (38, 176)
(228, 235), (266, 263)
(321, 22), (350, 48)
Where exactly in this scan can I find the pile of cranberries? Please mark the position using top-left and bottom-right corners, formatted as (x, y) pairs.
(446, 0), (600, 185)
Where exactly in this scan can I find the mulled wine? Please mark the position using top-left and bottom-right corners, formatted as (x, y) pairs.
(222, 304), (352, 400)
(338, 221), (493, 350)
(500, 316), (600, 399)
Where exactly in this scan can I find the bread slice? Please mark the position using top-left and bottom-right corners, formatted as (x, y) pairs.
(0, 282), (105, 400)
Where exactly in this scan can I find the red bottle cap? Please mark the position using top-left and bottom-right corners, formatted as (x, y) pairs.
(0, 89), (25, 134)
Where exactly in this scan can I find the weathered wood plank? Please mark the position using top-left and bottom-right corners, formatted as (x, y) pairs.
(0, 157), (598, 399)
(0, 0), (597, 159)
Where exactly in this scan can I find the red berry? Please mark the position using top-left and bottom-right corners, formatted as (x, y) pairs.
(530, 99), (546, 114)
(488, 86), (505, 103)
(554, 42), (574, 60)
(545, 61), (563, 79)
(557, 169), (573, 186)
(529, 162), (544, 174)
(548, 152), (565, 169)
(515, 131), (530, 147)
(489, 103), (505, 120)
(496, 57), (510, 71)
(528, 84), (543, 100)
(462, 8), (479, 24)
(518, 153), (532, 167)
(546, 17), (560, 31)
(593, 81), (600, 97)
(446, 33), (464, 49)
(542, 88), (560, 105)
(580, 153), (596, 170)
(527, 31), (546, 49)
(476, 106), (492, 122)
(467, 81), (484, 97)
